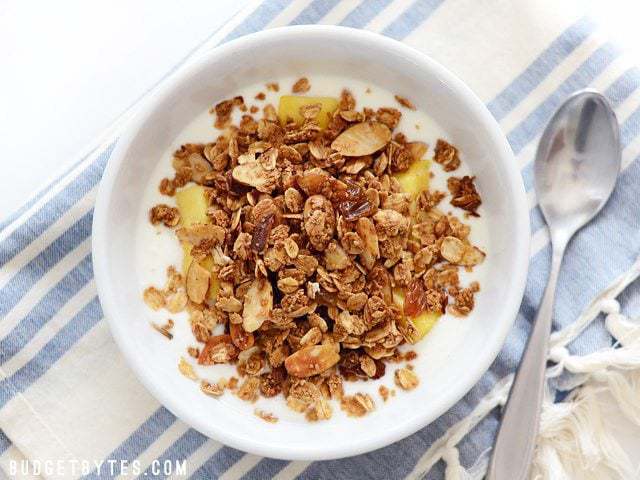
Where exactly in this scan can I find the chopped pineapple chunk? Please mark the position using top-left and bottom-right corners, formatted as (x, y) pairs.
(175, 185), (219, 300)
(410, 311), (440, 342)
(393, 288), (440, 344)
(278, 95), (339, 129)
(175, 185), (209, 227)
(394, 159), (431, 200)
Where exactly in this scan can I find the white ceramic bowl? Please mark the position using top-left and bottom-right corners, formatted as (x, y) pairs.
(93, 26), (529, 461)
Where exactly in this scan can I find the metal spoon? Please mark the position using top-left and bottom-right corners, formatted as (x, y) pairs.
(487, 89), (621, 480)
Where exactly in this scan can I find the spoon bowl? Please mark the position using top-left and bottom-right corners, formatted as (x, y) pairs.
(534, 89), (621, 242)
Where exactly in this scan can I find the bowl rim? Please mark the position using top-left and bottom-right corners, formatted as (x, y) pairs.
(92, 24), (530, 461)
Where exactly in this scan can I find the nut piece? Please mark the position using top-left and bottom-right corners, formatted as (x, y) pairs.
(340, 393), (375, 417)
(232, 161), (278, 193)
(292, 77), (311, 93)
(254, 409), (279, 423)
(460, 245), (486, 266)
(297, 168), (329, 196)
(149, 204), (180, 227)
(440, 236), (485, 267)
(360, 355), (377, 377)
(324, 241), (350, 270)
(394, 95), (416, 110)
(440, 236), (465, 263)
(178, 357), (198, 381)
(447, 175), (482, 216)
(331, 122), (392, 157)
(188, 152), (213, 183)
(242, 278), (273, 332)
(284, 187), (304, 213)
(186, 261), (210, 304)
(303, 195), (335, 251)
(176, 224), (226, 246)
(201, 380), (225, 397)
(394, 367), (419, 390)
(143, 287), (165, 310)
(198, 335), (237, 365)
(356, 217), (379, 270)
(284, 344), (340, 378)
(434, 139), (460, 172)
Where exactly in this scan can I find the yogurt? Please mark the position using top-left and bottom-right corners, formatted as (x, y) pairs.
(135, 75), (489, 420)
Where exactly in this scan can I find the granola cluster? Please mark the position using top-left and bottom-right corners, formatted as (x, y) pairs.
(144, 80), (485, 421)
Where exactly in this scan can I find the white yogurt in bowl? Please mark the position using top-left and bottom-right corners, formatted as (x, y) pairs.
(93, 26), (529, 460)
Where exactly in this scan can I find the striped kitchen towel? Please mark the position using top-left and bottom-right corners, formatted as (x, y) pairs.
(3, 0), (640, 478)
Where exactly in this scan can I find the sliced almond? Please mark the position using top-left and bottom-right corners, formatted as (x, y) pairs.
(232, 161), (278, 193)
(440, 236), (465, 263)
(188, 152), (213, 184)
(460, 245), (486, 267)
(200, 380), (224, 397)
(360, 355), (377, 377)
(166, 290), (188, 313)
(299, 326), (322, 346)
(343, 158), (368, 174)
(186, 261), (210, 304)
(331, 121), (391, 156)
(176, 223), (225, 246)
(308, 140), (331, 160)
(395, 367), (419, 390)
(178, 357), (198, 380)
(198, 335), (237, 365)
(284, 344), (340, 378)
(242, 278), (273, 332)
(356, 217), (379, 270)
(341, 393), (375, 417)
(283, 237), (299, 258)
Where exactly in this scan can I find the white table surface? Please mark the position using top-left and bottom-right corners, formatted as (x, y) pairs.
(1, 0), (640, 477)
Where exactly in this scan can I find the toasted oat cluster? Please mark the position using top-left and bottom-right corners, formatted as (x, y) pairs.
(144, 80), (485, 421)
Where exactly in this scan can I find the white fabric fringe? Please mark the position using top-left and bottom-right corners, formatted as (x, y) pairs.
(412, 254), (640, 479)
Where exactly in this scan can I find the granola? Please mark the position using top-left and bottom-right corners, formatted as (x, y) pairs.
(144, 79), (486, 421)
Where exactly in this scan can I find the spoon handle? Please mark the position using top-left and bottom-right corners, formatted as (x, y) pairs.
(487, 246), (564, 480)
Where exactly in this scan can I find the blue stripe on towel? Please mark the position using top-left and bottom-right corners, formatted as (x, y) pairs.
(189, 446), (246, 479)
(0, 296), (102, 410)
(290, 0), (341, 25)
(339, 0), (393, 27)
(0, 210), (93, 321)
(241, 459), (290, 480)
(0, 254), (93, 365)
(487, 16), (596, 120)
(222, 0), (294, 43)
(381, 0), (444, 40)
